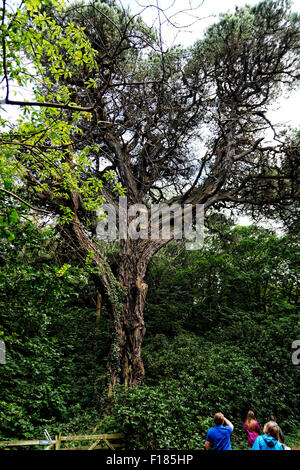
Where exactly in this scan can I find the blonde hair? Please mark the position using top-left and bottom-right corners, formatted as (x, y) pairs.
(264, 421), (279, 441)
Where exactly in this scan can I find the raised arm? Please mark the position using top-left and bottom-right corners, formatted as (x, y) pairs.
(223, 417), (234, 430)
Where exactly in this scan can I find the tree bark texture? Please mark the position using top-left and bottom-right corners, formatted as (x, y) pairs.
(109, 239), (170, 387)
(112, 254), (147, 386)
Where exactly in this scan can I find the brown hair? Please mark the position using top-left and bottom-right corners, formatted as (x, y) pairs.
(265, 421), (279, 441)
(246, 410), (256, 432)
(214, 412), (224, 426)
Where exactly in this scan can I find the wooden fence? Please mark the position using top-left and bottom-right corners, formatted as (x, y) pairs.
(0, 433), (125, 450)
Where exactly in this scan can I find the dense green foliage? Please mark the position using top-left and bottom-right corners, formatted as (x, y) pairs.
(0, 216), (110, 439)
(105, 223), (300, 449)
(1, 213), (299, 449)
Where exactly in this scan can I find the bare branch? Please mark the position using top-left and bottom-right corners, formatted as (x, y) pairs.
(1, 97), (96, 112)
(0, 187), (51, 214)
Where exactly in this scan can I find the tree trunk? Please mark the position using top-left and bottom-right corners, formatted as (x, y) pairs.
(108, 239), (170, 387)
(65, 206), (168, 387)
(109, 253), (148, 387)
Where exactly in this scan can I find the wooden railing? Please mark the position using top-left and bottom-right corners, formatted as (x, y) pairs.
(0, 433), (125, 450)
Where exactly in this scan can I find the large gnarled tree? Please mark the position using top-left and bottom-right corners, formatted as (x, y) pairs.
(1, 0), (299, 386)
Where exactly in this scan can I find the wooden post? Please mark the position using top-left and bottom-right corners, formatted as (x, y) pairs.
(55, 433), (61, 450)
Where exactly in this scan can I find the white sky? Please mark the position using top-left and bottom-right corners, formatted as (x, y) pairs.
(125, 0), (300, 46)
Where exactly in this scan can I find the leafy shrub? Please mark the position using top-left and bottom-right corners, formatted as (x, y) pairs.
(108, 330), (300, 450)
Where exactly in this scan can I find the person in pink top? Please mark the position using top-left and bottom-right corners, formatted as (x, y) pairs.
(243, 410), (261, 448)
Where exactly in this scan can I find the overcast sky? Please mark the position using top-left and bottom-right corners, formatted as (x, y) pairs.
(124, 0), (300, 46)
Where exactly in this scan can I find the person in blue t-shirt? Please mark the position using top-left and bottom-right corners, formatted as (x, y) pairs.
(205, 412), (234, 450)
